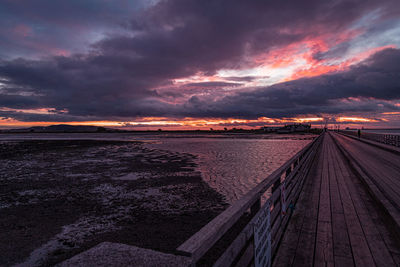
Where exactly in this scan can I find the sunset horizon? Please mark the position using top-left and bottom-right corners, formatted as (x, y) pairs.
(0, 118), (397, 131)
(2, 1), (400, 266)
(1, 0), (400, 129)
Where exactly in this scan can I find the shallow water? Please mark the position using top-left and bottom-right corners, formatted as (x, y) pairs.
(0, 132), (314, 203)
(145, 136), (313, 203)
(0, 133), (313, 266)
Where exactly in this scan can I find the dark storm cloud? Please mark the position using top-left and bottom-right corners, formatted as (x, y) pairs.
(98, 0), (399, 75)
(0, 0), (399, 122)
(0, 94), (40, 109)
(0, 111), (81, 123)
(0, 0), (153, 59)
(224, 76), (270, 82)
(184, 82), (242, 88)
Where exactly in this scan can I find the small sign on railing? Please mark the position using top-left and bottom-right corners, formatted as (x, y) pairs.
(254, 200), (271, 267)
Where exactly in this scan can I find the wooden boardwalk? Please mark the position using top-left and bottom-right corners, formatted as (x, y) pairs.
(175, 131), (400, 266)
(53, 131), (400, 266)
(274, 132), (400, 267)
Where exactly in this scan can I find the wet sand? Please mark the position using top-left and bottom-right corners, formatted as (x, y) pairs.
(0, 140), (228, 266)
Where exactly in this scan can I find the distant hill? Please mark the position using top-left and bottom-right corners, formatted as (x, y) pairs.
(2, 124), (122, 133)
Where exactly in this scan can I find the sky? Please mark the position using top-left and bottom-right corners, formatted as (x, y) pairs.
(0, 0), (400, 130)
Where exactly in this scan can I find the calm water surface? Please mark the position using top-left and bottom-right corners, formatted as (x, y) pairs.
(0, 132), (313, 203)
(145, 135), (313, 203)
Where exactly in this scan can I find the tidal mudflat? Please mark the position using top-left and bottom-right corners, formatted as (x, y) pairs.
(0, 140), (227, 266)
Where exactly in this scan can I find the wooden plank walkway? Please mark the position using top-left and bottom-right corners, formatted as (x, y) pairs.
(273, 132), (400, 267)
(333, 133), (400, 213)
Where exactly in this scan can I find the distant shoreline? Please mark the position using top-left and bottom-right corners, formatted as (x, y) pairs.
(0, 130), (321, 135)
(0, 123), (322, 134)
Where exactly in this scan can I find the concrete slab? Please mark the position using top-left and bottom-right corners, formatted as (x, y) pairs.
(56, 242), (191, 267)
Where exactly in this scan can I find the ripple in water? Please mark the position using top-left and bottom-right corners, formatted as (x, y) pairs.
(146, 136), (313, 204)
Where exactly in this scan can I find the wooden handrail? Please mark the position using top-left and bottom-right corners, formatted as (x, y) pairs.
(177, 133), (323, 265)
(339, 130), (400, 147)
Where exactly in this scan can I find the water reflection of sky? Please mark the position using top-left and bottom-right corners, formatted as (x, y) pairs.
(0, 132), (313, 203)
(146, 136), (313, 203)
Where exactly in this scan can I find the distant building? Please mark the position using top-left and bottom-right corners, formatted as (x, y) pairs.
(277, 123), (311, 133)
(261, 126), (280, 132)
(261, 124), (311, 133)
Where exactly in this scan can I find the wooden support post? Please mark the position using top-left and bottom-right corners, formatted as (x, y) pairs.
(251, 198), (261, 216)
(286, 167), (292, 178)
(272, 179), (281, 192)
(272, 178), (281, 207)
(294, 158), (298, 167)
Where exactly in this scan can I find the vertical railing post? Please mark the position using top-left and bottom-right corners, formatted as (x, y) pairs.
(286, 166), (292, 177)
(272, 176), (281, 209)
(251, 198), (261, 216)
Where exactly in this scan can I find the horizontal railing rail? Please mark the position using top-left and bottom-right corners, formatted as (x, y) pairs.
(177, 133), (323, 266)
(339, 130), (400, 147)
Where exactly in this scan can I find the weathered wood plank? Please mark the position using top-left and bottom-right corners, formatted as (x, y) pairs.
(234, 242), (254, 267)
(271, 143), (319, 250)
(314, 136), (334, 267)
(326, 136), (354, 266)
(332, 133), (400, 237)
(339, 131), (400, 154)
(271, 201), (282, 227)
(272, 161), (315, 267)
(213, 212), (258, 267)
(329, 134), (376, 267)
(331, 133), (397, 267)
(274, 132), (400, 267)
(291, 135), (325, 266)
(334, 134), (400, 207)
(177, 178), (275, 260)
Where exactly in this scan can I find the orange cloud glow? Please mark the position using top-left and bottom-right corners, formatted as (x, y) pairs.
(294, 117), (324, 123)
(337, 117), (377, 122)
(0, 116), (325, 130)
(382, 112), (400, 115)
(287, 43), (396, 81)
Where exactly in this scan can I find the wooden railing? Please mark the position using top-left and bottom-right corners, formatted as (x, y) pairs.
(177, 133), (323, 266)
(339, 130), (400, 147)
